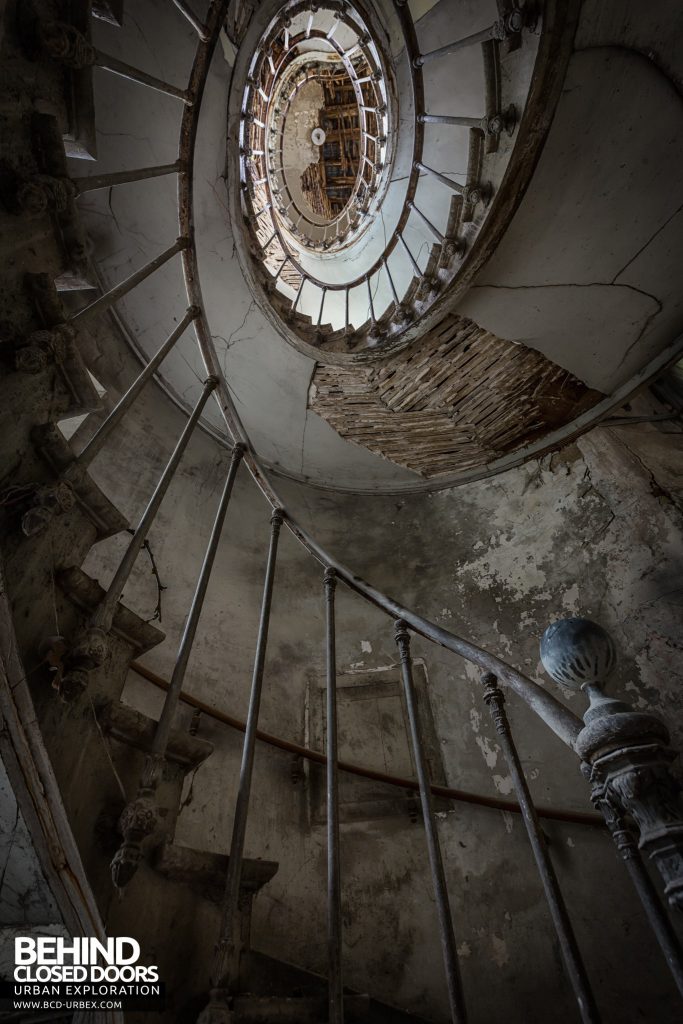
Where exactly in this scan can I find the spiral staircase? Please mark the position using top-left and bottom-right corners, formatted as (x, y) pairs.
(1, 1), (683, 1022)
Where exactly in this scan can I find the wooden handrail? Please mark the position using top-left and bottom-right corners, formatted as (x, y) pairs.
(129, 660), (602, 828)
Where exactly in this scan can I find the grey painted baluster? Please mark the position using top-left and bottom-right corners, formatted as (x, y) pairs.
(71, 162), (181, 193)
(90, 377), (218, 635)
(480, 672), (601, 1023)
(590, 789), (683, 998)
(325, 568), (343, 1024)
(77, 307), (199, 467)
(394, 621), (468, 1024)
(71, 238), (189, 325)
(211, 508), (285, 993)
(110, 442), (245, 887)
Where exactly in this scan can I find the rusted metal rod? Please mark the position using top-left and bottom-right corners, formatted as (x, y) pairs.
(317, 287), (328, 328)
(129, 659), (603, 828)
(90, 377), (218, 634)
(325, 569), (343, 1024)
(481, 673), (600, 1024)
(384, 259), (400, 306)
(149, 443), (245, 764)
(395, 621), (468, 1024)
(170, 0), (209, 39)
(95, 50), (190, 102)
(399, 233), (422, 277)
(414, 23), (504, 67)
(408, 200), (445, 244)
(71, 162), (181, 193)
(77, 307), (198, 467)
(293, 277), (306, 311)
(212, 508), (284, 991)
(70, 238), (188, 325)
(419, 114), (484, 128)
(274, 257), (289, 281)
(414, 161), (466, 196)
(367, 276), (376, 325)
(592, 796), (683, 996)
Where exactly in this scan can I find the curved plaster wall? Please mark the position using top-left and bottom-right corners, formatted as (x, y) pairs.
(71, 0), (683, 494)
(68, 327), (683, 1021)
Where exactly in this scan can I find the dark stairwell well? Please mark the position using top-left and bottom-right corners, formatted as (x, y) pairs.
(0, 1), (683, 1023)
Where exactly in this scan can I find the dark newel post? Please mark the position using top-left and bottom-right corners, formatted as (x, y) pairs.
(198, 509), (284, 1024)
(540, 619), (683, 914)
(394, 620), (467, 1024)
(480, 673), (600, 1023)
(325, 568), (343, 1024)
(587, 777), (683, 997)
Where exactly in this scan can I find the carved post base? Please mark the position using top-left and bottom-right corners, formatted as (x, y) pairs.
(578, 702), (683, 911)
(20, 481), (76, 537)
(110, 783), (160, 889)
(56, 626), (109, 702)
(197, 989), (233, 1024)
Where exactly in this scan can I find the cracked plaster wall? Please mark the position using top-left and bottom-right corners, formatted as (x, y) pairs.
(65, 356), (683, 1022)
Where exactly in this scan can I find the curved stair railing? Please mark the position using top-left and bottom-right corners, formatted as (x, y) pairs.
(235, 0), (526, 355)
(4, 2), (683, 1023)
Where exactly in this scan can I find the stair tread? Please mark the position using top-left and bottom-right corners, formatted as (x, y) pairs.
(58, 565), (165, 654)
(98, 699), (213, 769)
(152, 841), (278, 900)
(240, 951), (434, 1023)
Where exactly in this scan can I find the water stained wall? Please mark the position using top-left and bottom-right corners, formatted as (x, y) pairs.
(72, 353), (683, 1021)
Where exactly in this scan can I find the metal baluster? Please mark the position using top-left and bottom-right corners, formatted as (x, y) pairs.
(413, 15), (522, 68)
(592, 791), (683, 998)
(77, 307), (199, 468)
(394, 621), (468, 1024)
(419, 114), (490, 129)
(95, 50), (190, 102)
(317, 287), (328, 328)
(212, 508), (285, 991)
(169, 0), (209, 40)
(274, 257), (289, 282)
(90, 377), (218, 635)
(399, 233), (422, 277)
(325, 568), (343, 1024)
(71, 162), (181, 193)
(384, 258), (400, 307)
(417, 114), (511, 134)
(414, 161), (466, 196)
(366, 277), (376, 328)
(344, 287), (350, 334)
(70, 238), (188, 325)
(110, 442), (244, 888)
(150, 443), (245, 760)
(293, 277), (306, 311)
(413, 162), (485, 207)
(408, 200), (445, 244)
(480, 673), (600, 1023)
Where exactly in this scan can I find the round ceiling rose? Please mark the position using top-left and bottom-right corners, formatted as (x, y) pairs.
(311, 126), (326, 146)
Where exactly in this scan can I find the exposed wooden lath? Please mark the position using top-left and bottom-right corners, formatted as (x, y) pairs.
(309, 314), (603, 478)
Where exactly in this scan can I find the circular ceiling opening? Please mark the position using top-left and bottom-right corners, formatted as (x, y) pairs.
(281, 58), (365, 228)
(239, 2), (392, 257)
